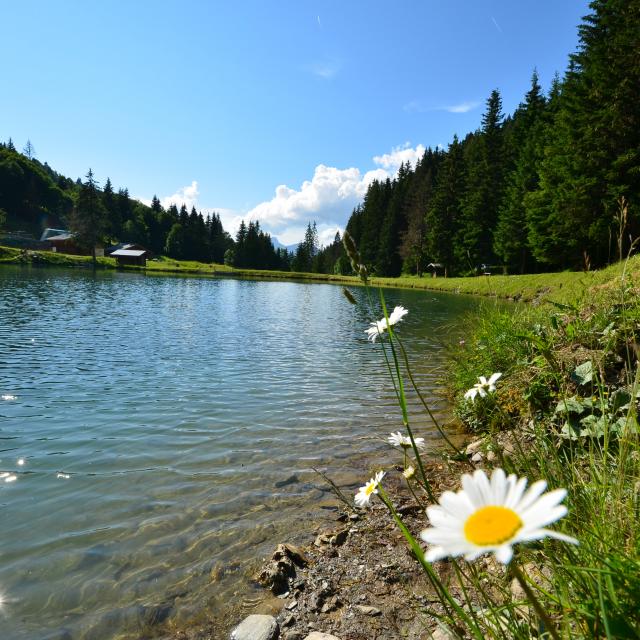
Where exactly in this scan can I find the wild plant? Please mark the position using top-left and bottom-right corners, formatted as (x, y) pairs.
(342, 230), (640, 639)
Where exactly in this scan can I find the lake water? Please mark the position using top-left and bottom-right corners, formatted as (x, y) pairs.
(0, 266), (480, 639)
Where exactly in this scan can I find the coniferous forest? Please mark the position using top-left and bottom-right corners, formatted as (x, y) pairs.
(345, 0), (640, 277)
(1, 0), (638, 276)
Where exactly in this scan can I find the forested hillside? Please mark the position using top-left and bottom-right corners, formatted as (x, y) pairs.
(0, 142), (290, 270)
(343, 0), (640, 276)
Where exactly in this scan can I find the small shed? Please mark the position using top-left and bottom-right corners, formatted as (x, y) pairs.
(426, 262), (445, 278)
(110, 248), (150, 266)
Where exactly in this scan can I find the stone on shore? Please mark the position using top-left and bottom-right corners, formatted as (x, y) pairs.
(255, 544), (309, 595)
(303, 633), (341, 640)
(230, 614), (279, 640)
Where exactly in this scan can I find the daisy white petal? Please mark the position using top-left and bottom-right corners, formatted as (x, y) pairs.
(365, 307), (408, 342)
(464, 388), (478, 402)
(388, 306), (409, 325)
(463, 373), (502, 401)
(354, 471), (385, 508)
(514, 480), (548, 512)
(420, 469), (576, 564)
(425, 546), (448, 562)
(495, 545), (513, 564)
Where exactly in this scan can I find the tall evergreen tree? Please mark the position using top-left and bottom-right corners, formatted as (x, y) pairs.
(69, 169), (107, 264)
(425, 136), (466, 276)
(527, 0), (640, 267)
(457, 90), (505, 270)
(494, 71), (547, 272)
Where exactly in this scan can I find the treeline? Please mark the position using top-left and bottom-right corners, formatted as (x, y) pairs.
(345, 0), (640, 276)
(0, 141), (290, 269)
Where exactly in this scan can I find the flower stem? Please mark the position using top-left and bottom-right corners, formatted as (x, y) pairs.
(379, 290), (436, 502)
(376, 485), (485, 640)
(511, 563), (561, 640)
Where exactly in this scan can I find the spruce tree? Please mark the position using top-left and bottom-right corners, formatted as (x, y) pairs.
(69, 168), (107, 265)
(425, 136), (466, 276)
(457, 90), (505, 269)
(494, 71), (547, 273)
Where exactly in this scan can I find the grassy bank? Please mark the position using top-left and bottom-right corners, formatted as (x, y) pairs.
(4, 244), (640, 304)
(423, 258), (640, 637)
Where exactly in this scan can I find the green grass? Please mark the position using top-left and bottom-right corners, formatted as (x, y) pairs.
(3, 244), (640, 307)
(337, 248), (640, 638)
(432, 258), (640, 638)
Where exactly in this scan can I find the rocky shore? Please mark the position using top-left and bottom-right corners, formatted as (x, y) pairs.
(171, 456), (481, 640)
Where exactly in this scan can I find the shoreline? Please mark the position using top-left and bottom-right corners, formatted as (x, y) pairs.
(3, 244), (637, 304)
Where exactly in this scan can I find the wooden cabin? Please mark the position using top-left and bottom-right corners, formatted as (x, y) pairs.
(110, 247), (150, 266)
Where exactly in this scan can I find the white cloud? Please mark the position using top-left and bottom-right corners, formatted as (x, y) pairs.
(307, 59), (341, 79)
(152, 143), (427, 244)
(245, 163), (388, 232)
(160, 180), (200, 210)
(445, 100), (480, 113)
(404, 99), (481, 114)
(373, 142), (426, 171)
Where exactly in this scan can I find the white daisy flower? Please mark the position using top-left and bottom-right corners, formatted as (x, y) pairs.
(402, 465), (416, 480)
(354, 471), (385, 507)
(388, 431), (425, 449)
(420, 468), (577, 564)
(365, 306), (408, 342)
(464, 372), (502, 402)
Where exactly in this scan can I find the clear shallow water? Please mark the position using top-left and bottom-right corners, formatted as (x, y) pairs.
(0, 266), (479, 639)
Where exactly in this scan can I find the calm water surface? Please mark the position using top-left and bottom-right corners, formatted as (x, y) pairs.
(0, 266), (480, 639)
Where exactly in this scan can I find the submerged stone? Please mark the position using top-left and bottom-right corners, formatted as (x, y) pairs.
(230, 614), (279, 640)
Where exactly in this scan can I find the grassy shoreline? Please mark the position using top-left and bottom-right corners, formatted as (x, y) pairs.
(3, 244), (640, 303)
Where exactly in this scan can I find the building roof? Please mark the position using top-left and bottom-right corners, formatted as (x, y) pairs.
(40, 228), (70, 241)
(110, 249), (148, 257)
(47, 233), (74, 241)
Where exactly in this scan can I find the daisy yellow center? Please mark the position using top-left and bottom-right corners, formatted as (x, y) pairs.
(365, 483), (376, 496)
(464, 506), (522, 546)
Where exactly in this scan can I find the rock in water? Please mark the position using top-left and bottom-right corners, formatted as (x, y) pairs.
(254, 544), (309, 595)
(230, 614), (279, 640)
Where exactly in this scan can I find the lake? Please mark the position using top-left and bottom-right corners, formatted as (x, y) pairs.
(0, 266), (480, 639)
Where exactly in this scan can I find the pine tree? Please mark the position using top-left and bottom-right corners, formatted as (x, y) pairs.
(528, 0), (640, 267)
(425, 136), (466, 276)
(457, 90), (505, 270)
(494, 71), (547, 272)
(23, 140), (35, 160)
(69, 169), (107, 265)
(102, 177), (121, 239)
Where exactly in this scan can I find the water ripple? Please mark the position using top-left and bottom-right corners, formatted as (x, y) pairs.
(0, 266), (480, 639)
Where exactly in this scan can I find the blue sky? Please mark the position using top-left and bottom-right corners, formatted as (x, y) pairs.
(1, 1), (589, 244)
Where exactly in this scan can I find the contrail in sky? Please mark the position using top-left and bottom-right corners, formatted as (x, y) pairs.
(491, 16), (503, 33)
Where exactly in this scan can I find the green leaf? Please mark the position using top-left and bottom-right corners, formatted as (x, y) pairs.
(571, 361), (594, 386)
(560, 420), (581, 440)
(554, 396), (586, 415)
(610, 389), (632, 413)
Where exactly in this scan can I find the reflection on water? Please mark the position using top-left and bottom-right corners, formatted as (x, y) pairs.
(0, 266), (479, 639)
